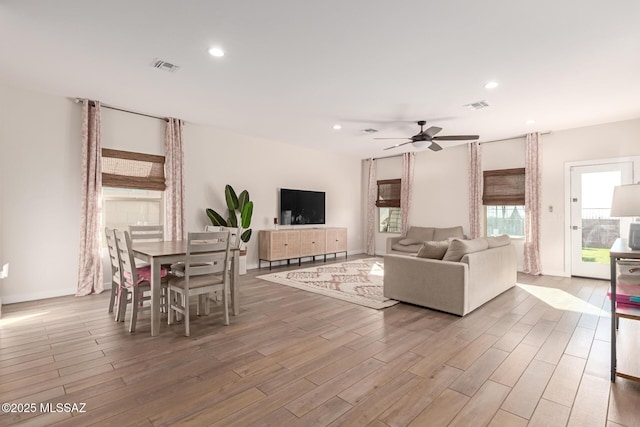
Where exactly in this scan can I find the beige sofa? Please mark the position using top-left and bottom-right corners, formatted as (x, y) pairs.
(386, 226), (465, 255)
(384, 236), (517, 316)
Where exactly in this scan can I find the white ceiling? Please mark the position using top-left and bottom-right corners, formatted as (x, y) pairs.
(1, 0), (640, 159)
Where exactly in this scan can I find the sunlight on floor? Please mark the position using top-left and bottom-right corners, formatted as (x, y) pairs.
(369, 261), (384, 277)
(0, 311), (49, 327)
(517, 283), (609, 317)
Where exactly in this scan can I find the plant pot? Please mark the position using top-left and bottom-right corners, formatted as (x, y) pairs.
(239, 249), (247, 275)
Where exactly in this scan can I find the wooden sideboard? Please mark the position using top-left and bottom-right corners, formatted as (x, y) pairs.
(259, 227), (347, 269)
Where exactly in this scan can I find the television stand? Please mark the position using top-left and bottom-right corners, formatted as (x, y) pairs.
(258, 228), (347, 270)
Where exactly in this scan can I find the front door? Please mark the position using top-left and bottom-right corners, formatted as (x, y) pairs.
(570, 162), (633, 279)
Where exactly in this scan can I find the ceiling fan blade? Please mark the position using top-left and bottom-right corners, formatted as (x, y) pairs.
(428, 142), (443, 151)
(432, 135), (480, 141)
(374, 137), (411, 140)
(384, 141), (413, 150)
(423, 126), (442, 138)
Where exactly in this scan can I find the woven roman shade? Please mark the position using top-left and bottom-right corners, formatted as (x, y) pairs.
(102, 148), (166, 191)
(376, 179), (401, 208)
(483, 168), (525, 205)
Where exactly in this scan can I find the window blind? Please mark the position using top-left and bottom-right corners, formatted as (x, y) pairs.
(376, 179), (401, 208)
(101, 148), (166, 191)
(483, 168), (525, 205)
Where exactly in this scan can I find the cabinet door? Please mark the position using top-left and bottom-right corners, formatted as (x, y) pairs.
(270, 231), (288, 260)
(326, 228), (347, 253)
(300, 230), (315, 256)
(284, 231), (301, 258)
(300, 229), (327, 256)
(313, 229), (326, 255)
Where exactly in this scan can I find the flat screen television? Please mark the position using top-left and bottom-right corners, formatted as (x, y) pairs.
(280, 188), (325, 225)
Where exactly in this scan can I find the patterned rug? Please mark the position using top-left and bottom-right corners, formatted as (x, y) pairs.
(256, 258), (398, 309)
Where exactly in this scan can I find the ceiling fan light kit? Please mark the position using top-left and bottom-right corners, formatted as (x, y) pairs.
(375, 120), (479, 151)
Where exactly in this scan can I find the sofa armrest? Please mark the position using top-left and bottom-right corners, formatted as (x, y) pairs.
(461, 244), (517, 312)
(386, 236), (404, 254)
(384, 254), (468, 315)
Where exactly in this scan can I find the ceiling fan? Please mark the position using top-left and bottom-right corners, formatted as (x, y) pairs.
(376, 120), (479, 151)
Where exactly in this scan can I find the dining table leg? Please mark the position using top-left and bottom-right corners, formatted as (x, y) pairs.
(151, 258), (161, 336)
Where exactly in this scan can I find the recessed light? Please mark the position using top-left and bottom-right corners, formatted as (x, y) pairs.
(208, 47), (225, 57)
(526, 119), (536, 125)
(484, 81), (499, 89)
(332, 124), (342, 130)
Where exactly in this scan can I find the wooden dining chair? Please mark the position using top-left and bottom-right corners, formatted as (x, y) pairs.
(114, 229), (166, 333)
(204, 225), (241, 249)
(168, 231), (231, 337)
(105, 227), (127, 321)
(129, 224), (172, 312)
(128, 225), (164, 242)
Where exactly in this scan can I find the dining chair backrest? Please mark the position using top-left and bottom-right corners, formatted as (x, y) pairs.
(114, 229), (141, 289)
(184, 231), (231, 285)
(204, 225), (241, 249)
(129, 225), (164, 242)
(105, 227), (121, 286)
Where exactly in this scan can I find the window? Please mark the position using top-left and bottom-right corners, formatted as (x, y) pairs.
(101, 188), (163, 234)
(100, 149), (166, 240)
(486, 205), (525, 238)
(483, 168), (525, 238)
(377, 179), (402, 233)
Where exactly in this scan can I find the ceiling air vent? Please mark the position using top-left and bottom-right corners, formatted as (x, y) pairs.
(465, 100), (490, 110)
(361, 128), (379, 133)
(151, 59), (180, 73)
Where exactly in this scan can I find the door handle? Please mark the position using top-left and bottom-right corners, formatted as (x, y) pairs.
(572, 226), (581, 230)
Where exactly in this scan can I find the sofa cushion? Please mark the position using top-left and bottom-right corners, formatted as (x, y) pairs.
(398, 238), (423, 246)
(433, 226), (465, 241)
(406, 227), (435, 242)
(392, 243), (423, 253)
(416, 240), (450, 260)
(443, 238), (489, 262)
(486, 234), (511, 248)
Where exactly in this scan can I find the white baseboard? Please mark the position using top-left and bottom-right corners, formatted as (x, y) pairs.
(2, 287), (78, 305)
(541, 270), (570, 278)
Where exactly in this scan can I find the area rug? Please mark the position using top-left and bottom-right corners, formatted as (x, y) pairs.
(256, 258), (398, 309)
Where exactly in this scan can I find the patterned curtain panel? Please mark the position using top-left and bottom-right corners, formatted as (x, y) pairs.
(468, 142), (482, 239)
(366, 159), (377, 255)
(165, 118), (185, 241)
(524, 132), (543, 275)
(76, 99), (104, 296)
(400, 152), (416, 236)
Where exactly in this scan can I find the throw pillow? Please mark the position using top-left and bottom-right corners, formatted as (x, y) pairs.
(433, 226), (465, 241)
(486, 234), (511, 248)
(416, 240), (450, 259)
(398, 238), (423, 246)
(443, 238), (489, 262)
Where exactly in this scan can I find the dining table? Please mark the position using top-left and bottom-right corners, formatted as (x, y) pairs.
(133, 240), (240, 336)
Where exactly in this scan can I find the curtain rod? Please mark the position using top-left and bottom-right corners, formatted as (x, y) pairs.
(372, 131), (552, 160)
(73, 98), (170, 122)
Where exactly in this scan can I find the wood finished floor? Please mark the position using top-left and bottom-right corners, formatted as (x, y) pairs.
(1, 255), (640, 427)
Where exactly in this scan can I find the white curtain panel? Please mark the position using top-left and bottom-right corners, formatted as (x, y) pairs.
(400, 152), (416, 237)
(366, 159), (377, 255)
(76, 99), (104, 296)
(468, 142), (482, 239)
(524, 132), (543, 275)
(165, 118), (185, 241)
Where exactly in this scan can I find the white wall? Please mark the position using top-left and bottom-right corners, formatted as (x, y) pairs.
(368, 118), (640, 276)
(183, 124), (363, 268)
(541, 119), (640, 275)
(0, 80), (363, 304)
(372, 146), (470, 255)
(0, 80), (82, 303)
